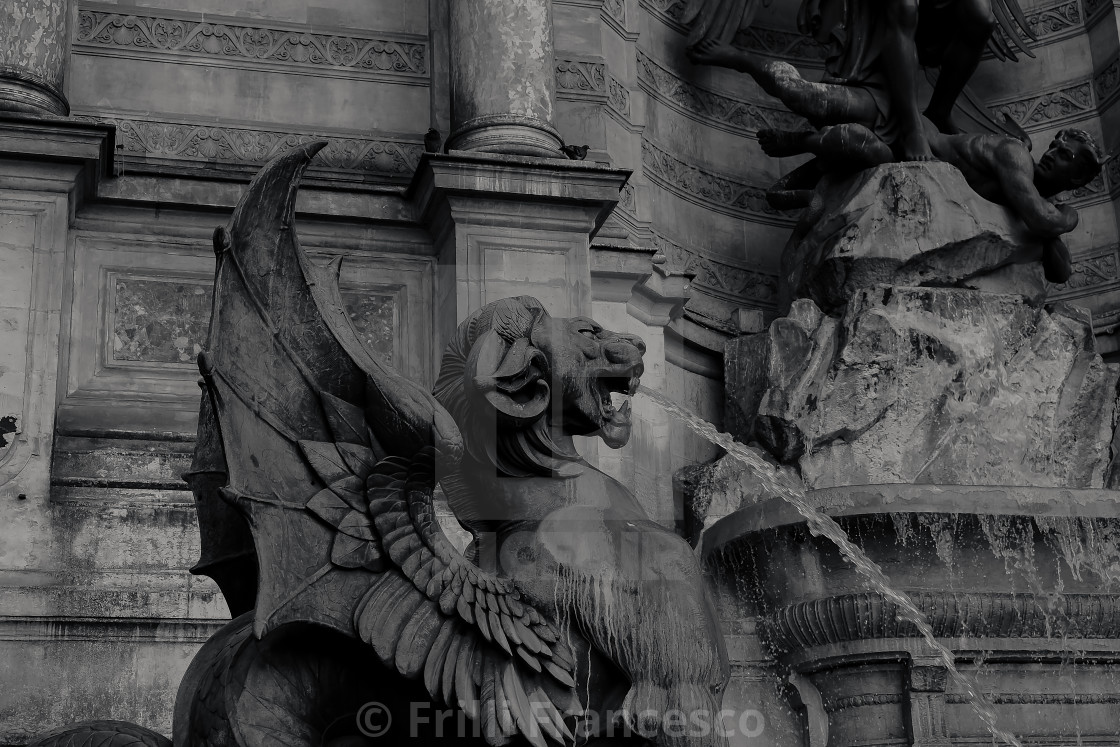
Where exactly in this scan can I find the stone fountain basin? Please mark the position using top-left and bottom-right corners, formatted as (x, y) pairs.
(702, 483), (1120, 661)
(700, 484), (1120, 745)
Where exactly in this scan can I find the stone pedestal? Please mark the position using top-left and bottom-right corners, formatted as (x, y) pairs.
(0, 0), (71, 116)
(447, 0), (562, 156)
(410, 151), (630, 347)
(781, 163), (1048, 315)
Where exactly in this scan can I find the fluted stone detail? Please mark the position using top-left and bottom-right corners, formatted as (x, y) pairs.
(0, 0), (71, 115)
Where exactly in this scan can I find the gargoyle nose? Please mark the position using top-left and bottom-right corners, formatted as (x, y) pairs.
(619, 333), (646, 354)
(604, 337), (646, 363)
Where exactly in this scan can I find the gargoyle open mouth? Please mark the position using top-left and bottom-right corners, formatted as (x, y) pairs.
(594, 369), (641, 448)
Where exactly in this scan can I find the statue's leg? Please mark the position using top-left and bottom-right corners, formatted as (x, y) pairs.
(881, 0), (935, 160)
(761, 124), (892, 167)
(924, 0), (997, 133)
(687, 40), (877, 126)
(745, 59), (879, 127)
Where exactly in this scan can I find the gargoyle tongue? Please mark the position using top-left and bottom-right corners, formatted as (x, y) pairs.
(599, 397), (632, 448)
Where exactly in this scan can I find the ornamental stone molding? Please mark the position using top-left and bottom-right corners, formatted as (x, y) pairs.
(988, 80), (1094, 130)
(72, 113), (423, 179)
(652, 231), (779, 307)
(1093, 53), (1120, 108)
(556, 57), (632, 122)
(1053, 244), (1120, 296)
(945, 693), (1120, 705)
(761, 591), (1120, 654)
(555, 58), (606, 97)
(74, 6), (428, 81)
(983, 0), (1083, 53)
(637, 50), (807, 136)
(641, 138), (791, 224)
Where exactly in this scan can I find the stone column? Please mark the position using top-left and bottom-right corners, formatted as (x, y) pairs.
(447, 0), (562, 157)
(0, 0), (72, 116)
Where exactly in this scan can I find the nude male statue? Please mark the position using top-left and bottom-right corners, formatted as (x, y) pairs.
(687, 41), (1102, 283)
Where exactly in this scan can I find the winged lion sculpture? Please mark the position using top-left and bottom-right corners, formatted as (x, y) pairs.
(27, 143), (730, 747)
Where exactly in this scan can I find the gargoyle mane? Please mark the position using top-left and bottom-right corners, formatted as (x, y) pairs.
(432, 296), (581, 479)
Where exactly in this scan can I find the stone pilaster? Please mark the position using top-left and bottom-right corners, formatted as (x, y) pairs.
(447, 0), (562, 157)
(0, 0), (72, 116)
(410, 151), (629, 350)
(906, 662), (951, 747)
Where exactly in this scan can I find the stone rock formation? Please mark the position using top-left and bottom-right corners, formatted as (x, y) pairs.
(727, 288), (1119, 490)
(781, 163), (1049, 314)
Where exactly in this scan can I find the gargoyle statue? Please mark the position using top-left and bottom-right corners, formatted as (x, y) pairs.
(27, 143), (729, 747)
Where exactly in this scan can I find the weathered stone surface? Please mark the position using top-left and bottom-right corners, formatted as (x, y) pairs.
(781, 163), (1048, 313)
(740, 287), (1120, 490)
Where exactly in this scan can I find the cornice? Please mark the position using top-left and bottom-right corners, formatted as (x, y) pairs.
(74, 3), (428, 84)
(70, 110), (423, 183)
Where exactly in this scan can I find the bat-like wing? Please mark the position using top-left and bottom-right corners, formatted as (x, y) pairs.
(190, 144), (579, 746)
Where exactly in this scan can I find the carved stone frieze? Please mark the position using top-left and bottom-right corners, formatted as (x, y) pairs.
(652, 231), (779, 307)
(988, 80), (1093, 130)
(1060, 170), (1108, 205)
(73, 114), (423, 178)
(639, 0), (689, 29)
(608, 74), (631, 118)
(603, 0), (626, 23)
(556, 56), (631, 122)
(822, 694), (903, 713)
(637, 51), (807, 135)
(74, 8), (428, 78)
(985, 0), (1083, 52)
(1053, 245), (1120, 295)
(555, 58), (606, 95)
(642, 138), (789, 223)
(1093, 53), (1120, 108)
(1023, 0), (1083, 40)
(944, 693), (1120, 705)
(762, 591), (1120, 654)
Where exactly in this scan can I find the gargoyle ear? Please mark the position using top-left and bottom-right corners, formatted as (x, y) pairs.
(468, 330), (550, 423)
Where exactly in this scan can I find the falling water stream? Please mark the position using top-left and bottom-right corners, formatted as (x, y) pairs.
(637, 386), (1023, 747)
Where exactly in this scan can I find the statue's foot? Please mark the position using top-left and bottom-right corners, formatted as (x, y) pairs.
(686, 39), (739, 68)
(894, 131), (937, 162)
(759, 128), (812, 158)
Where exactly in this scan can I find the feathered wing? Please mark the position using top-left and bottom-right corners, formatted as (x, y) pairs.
(196, 143), (579, 746)
(680, 0), (759, 45)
